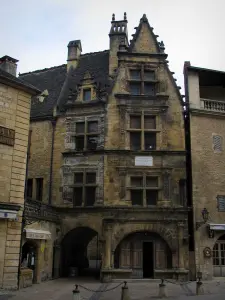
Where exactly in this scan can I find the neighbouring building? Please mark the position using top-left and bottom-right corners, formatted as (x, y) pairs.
(184, 62), (225, 280)
(0, 56), (40, 289)
(19, 13), (188, 282)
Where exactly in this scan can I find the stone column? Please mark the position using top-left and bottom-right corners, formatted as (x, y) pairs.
(178, 223), (185, 269)
(102, 223), (112, 269)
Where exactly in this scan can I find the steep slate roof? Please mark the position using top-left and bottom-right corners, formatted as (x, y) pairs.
(0, 68), (40, 95)
(57, 50), (110, 111)
(19, 64), (67, 119)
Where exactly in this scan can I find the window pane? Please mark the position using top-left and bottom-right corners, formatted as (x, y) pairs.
(88, 121), (98, 133)
(144, 71), (155, 80)
(27, 179), (33, 198)
(36, 178), (43, 201)
(75, 136), (84, 151)
(130, 83), (141, 95)
(73, 187), (83, 206)
(146, 190), (158, 205)
(130, 132), (141, 150)
(144, 133), (156, 150)
(87, 136), (98, 150)
(131, 177), (143, 187)
(146, 177), (158, 187)
(130, 70), (141, 80)
(83, 89), (91, 101)
(144, 116), (156, 129)
(76, 122), (85, 134)
(179, 179), (186, 206)
(85, 187), (96, 206)
(86, 173), (96, 184)
(144, 83), (155, 95)
(131, 190), (143, 206)
(74, 173), (83, 183)
(130, 116), (141, 129)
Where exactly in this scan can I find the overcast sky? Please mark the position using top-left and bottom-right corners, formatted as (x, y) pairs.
(1, 0), (225, 91)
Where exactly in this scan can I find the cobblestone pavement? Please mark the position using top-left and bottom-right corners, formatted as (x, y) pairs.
(1, 278), (225, 300)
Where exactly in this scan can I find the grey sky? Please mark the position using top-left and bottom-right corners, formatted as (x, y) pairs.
(1, 0), (225, 91)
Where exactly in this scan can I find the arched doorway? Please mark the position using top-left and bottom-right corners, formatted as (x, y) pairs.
(60, 227), (100, 278)
(114, 231), (172, 279)
(21, 241), (38, 283)
(213, 233), (225, 277)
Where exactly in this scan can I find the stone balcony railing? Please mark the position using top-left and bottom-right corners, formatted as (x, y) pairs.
(200, 98), (225, 113)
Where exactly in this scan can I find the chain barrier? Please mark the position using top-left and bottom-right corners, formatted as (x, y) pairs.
(164, 278), (193, 286)
(77, 281), (124, 293)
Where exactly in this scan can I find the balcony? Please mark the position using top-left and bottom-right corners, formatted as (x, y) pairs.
(200, 98), (225, 113)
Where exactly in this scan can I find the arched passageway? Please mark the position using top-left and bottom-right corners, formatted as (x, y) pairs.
(114, 231), (172, 278)
(21, 241), (38, 283)
(60, 227), (100, 278)
(213, 233), (225, 277)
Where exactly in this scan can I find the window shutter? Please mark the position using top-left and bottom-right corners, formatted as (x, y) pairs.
(217, 195), (225, 212)
(213, 135), (222, 152)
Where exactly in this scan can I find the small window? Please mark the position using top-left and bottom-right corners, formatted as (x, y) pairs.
(131, 177), (143, 187)
(26, 179), (33, 198)
(76, 122), (85, 134)
(85, 187), (96, 206)
(73, 187), (83, 206)
(131, 190), (143, 206)
(144, 133), (156, 150)
(130, 83), (141, 95)
(88, 121), (98, 133)
(213, 135), (222, 153)
(86, 173), (96, 184)
(130, 132), (141, 150)
(217, 195), (225, 212)
(144, 70), (155, 81)
(83, 88), (91, 101)
(75, 136), (84, 151)
(144, 116), (156, 129)
(144, 83), (155, 95)
(146, 177), (158, 187)
(146, 190), (158, 205)
(74, 173), (83, 183)
(130, 116), (141, 129)
(179, 179), (186, 206)
(130, 70), (141, 80)
(36, 178), (43, 201)
(87, 136), (98, 150)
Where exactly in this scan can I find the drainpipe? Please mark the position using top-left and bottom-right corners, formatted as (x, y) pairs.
(48, 118), (56, 205)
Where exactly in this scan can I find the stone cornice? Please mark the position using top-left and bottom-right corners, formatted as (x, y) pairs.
(190, 108), (225, 118)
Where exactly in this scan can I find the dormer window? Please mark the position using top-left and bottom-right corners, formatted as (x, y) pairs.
(83, 88), (91, 101)
(129, 67), (156, 96)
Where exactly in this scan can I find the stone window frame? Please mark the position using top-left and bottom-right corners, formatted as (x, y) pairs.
(128, 65), (158, 96)
(124, 169), (162, 206)
(72, 169), (97, 207)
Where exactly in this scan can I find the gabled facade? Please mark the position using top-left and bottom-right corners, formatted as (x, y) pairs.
(184, 62), (225, 280)
(20, 13), (188, 282)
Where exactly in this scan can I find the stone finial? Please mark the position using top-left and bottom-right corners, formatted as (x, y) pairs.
(141, 14), (148, 22)
(112, 13), (115, 21)
(124, 12), (127, 20)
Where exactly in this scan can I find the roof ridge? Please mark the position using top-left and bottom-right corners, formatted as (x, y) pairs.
(19, 64), (66, 76)
(81, 50), (109, 57)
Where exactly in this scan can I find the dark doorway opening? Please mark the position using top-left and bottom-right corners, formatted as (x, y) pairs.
(21, 241), (37, 283)
(143, 242), (154, 278)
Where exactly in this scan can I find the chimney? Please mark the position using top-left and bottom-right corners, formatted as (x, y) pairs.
(67, 40), (82, 72)
(0, 55), (18, 76)
(109, 13), (128, 76)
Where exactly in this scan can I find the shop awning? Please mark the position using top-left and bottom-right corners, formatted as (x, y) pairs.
(24, 228), (51, 240)
(209, 224), (225, 231)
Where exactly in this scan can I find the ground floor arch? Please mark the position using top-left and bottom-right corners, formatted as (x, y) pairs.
(213, 233), (225, 277)
(21, 240), (38, 283)
(114, 231), (172, 278)
(60, 226), (101, 277)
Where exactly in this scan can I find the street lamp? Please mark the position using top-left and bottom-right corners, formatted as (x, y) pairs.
(201, 208), (209, 223)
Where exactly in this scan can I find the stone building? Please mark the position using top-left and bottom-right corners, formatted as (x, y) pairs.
(20, 13), (188, 282)
(0, 56), (40, 289)
(184, 62), (225, 280)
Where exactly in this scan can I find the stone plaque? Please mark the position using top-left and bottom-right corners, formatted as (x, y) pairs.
(0, 126), (15, 146)
(135, 156), (153, 166)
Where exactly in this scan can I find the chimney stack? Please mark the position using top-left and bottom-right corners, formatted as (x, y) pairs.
(0, 56), (18, 76)
(67, 40), (82, 72)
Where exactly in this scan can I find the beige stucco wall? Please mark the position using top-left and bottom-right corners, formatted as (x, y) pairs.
(187, 71), (200, 109)
(0, 82), (32, 289)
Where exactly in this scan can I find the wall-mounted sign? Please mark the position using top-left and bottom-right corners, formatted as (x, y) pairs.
(135, 156), (153, 167)
(0, 126), (15, 146)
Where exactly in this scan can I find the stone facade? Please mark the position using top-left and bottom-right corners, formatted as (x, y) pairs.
(21, 13), (188, 282)
(0, 56), (39, 289)
(184, 62), (225, 280)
